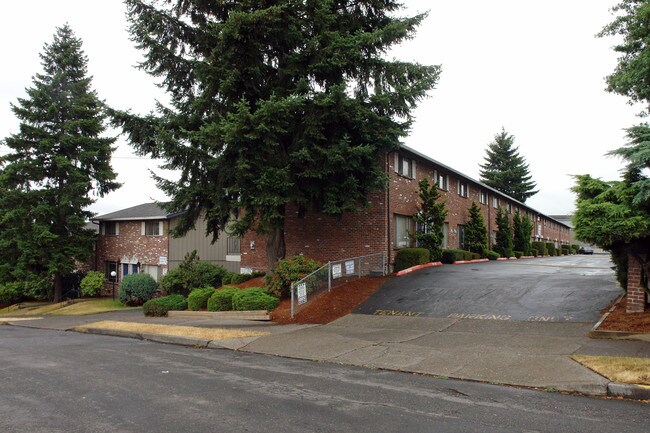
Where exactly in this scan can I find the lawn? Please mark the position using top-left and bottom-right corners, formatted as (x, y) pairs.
(572, 355), (650, 385)
(0, 299), (138, 317)
(75, 320), (268, 340)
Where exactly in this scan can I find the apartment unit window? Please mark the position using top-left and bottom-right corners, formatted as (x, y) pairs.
(458, 180), (469, 198)
(105, 261), (118, 282)
(397, 155), (415, 178)
(458, 224), (466, 249)
(122, 263), (139, 277)
(394, 214), (413, 248)
(437, 172), (448, 190)
(507, 203), (512, 214)
(104, 222), (118, 236)
(479, 191), (487, 205)
(492, 197), (499, 208)
(144, 221), (162, 236)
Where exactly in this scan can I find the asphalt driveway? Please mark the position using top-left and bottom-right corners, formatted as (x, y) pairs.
(356, 255), (621, 323)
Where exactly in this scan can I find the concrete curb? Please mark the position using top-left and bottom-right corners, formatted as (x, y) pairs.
(453, 258), (489, 265)
(167, 310), (271, 321)
(608, 382), (650, 400)
(395, 262), (442, 276)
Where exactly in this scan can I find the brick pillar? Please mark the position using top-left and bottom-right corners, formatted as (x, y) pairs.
(626, 254), (646, 313)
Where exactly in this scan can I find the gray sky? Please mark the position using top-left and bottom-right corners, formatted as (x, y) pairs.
(0, 0), (642, 216)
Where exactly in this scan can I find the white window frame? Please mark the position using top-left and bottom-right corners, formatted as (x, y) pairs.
(394, 214), (413, 249)
(395, 154), (416, 178)
(458, 180), (469, 198)
(437, 172), (448, 191)
(493, 197), (499, 208)
(142, 221), (163, 236)
(479, 191), (487, 204)
(103, 221), (119, 236)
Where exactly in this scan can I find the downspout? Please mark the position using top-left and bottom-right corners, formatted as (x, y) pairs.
(487, 193), (492, 249)
(386, 152), (391, 272)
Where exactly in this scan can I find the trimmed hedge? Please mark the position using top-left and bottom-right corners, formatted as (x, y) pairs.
(119, 274), (158, 306)
(394, 248), (430, 272)
(187, 287), (215, 311)
(266, 255), (321, 299)
(514, 251), (523, 259)
(207, 286), (240, 311)
(486, 250), (501, 260)
(80, 271), (106, 297)
(545, 242), (556, 256)
(531, 241), (547, 256)
(143, 294), (187, 317)
(232, 288), (279, 311)
(440, 249), (480, 263)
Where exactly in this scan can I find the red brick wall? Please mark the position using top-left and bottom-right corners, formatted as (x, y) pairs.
(627, 254), (647, 313)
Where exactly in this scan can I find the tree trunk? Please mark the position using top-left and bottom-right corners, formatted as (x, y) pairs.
(53, 273), (63, 303)
(266, 225), (286, 271)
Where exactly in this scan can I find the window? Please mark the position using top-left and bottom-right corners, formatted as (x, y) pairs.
(144, 221), (162, 236)
(507, 203), (512, 214)
(394, 214), (413, 248)
(142, 265), (160, 282)
(104, 222), (118, 236)
(458, 224), (465, 249)
(479, 191), (487, 205)
(105, 261), (118, 282)
(492, 197), (499, 208)
(458, 180), (469, 197)
(397, 155), (415, 178)
(437, 172), (448, 190)
(122, 263), (139, 277)
(227, 237), (241, 254)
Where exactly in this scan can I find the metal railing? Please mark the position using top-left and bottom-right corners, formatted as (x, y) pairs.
(290, 252), (386, 318)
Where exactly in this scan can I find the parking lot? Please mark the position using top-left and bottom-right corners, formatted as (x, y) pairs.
(356, 255), (621, 323)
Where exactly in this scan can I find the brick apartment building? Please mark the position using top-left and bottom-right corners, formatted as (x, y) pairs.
(240, 145), (571, 272)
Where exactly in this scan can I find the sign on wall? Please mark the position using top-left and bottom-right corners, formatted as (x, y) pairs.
(345, 260), (355, 275)
(297, 282), (307, 305)
(332, 263), (342, 279)
(159, 256), (168, 265)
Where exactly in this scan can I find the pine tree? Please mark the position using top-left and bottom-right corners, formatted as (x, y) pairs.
(0, 25), (119, 301)
(113, 0), (440, 269)
(479, 128), (538, 203)
(512, 209), (533, 255)
(494, 207), (514, 258)
(463, 202), (488, 256)
(413, 178), (447, 261)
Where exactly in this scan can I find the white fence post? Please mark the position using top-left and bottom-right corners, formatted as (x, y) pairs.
(327, 261), (332, 292)
(290, 282), (294, 319)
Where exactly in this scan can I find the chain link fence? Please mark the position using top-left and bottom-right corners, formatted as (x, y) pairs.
(290, 252), (386, 318)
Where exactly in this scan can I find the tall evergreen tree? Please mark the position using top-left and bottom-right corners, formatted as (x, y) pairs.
(413, 178), (447, 261)
(479, 128), (538, 203)
(113, 0), (440, 269)
(0, 25), (119, 301)
(463, 202), (488, 256)
(494, 207), (514, 258)
(512, 209), (533, 255)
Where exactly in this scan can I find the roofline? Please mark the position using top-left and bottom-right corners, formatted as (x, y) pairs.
(93, 216), (169, 222)
(398, 144), (571, 229)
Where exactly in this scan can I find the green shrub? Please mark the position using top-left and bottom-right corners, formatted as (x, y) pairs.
(486, 250), (501, 260)
(441, 249), (465, 264)
(561, 245), (570, 255)
(545, 242), (556, 256)
(119, 273), (158, 306)
(514, 251), (523, 259)
(230, 273), (254, 285)
(394, 248), (430, 272)
(187, 287), (215, 311)
(80, 271), (106, 297)
(160, 251), (228, 296)
(207, 286), (240, 311)
(232, 288), (279, 311)
(531, 241), (547, 256)
(571, 244), (580, 253)
(462, 251), (481, 260)
(266, 255), (321, 299)
(0, 282), (23, 305)
(533, 249), (538, 257)
(143, 294), (187, 317)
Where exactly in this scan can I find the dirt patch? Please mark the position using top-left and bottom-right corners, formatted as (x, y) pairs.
(232, 276), (266, 289)
(271, 276), (388, 324)
(599, 296), (650, 333)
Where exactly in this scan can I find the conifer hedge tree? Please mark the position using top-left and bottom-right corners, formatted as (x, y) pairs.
(494, 207), (514, 258)
(463, 202), (488, 256)
(0, 25), (119, 301)
(112, 0), (440, 269)
(413, 178), (447, 261)
(512, 209), (533, 255)
(479, 128), (537, 203)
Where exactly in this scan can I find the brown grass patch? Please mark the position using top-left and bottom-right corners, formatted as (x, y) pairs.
(52, 299), (138, 316)
(76, 320), (268, 341)
(572, 355), (650, 385)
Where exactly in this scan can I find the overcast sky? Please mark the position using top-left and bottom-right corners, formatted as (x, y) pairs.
(0, 0), (642, 216)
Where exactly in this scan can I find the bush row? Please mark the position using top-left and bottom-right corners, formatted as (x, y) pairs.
(207, 287), (278, 312)
(143, 294), (188, 317)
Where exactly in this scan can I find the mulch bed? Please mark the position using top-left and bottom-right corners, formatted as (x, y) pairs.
(271, 276), (388, 324)
(598, 296), (650, 333)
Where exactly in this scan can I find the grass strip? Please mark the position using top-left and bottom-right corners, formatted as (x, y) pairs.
(52, 299), (138, 316)
(571, 355), (650, 385)
(76, 320), (268, 341)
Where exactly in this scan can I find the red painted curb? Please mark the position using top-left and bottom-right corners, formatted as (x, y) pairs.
(395, 261), (442, 276)
(453, 258), (489, 265)
(496, 257), (509, 261)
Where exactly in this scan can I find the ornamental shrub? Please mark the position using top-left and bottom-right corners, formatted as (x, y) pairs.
(119, 273), (158, 306)
(561, 245), (570, 255)
(462, 251), (481, 261)
(486, 251), (500, 260)
(143, 294), (187, 317)
(160, 251), (228, 296)
(187, 287), (215, 311)
(80, 271), (106, 297)
(514, 251), (523, 259)
(441, 249), (466, 264)
(394, 248), (430, 272)
(545, 242), (556, 256)
(266, 255), (321, 299)
(231, 288), (279, 311)
(531, 241), (547, 256)
(207, 286), (240, 311)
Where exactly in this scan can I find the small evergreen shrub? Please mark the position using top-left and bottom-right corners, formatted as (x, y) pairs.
(230, 273), (254, 285)
(143, 294), (187, 317)
(231, 288), (279, 311)
(486, 251), (500, 260)
(80, 271), (106, 297)
(531, 241), (547, 256)
(441, 249), (465, 264)
(119, 273), (158, 306)
(0, 282), (22, 305)
(394, 248), (430, 272)
(514, 251), (523, 259)
(545, 242), (556, 256)
(266, 255), (321, 299)
(187, 287), (215, 311)
(207, 286), (240, 311)
(561, 245), (570, 255)
(462, 251), (481, 261)
(160, 251), (228, 296)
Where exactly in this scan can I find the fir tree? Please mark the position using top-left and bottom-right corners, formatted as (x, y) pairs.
(513, 209), (533, 255)
(0, 25), (119, 301)
(494, 207), (514, 258)
(413, 178), (447, 261)
(463, 202), (488, 256)
(479, 128), (538, 203)
(112, 0), (440, 269)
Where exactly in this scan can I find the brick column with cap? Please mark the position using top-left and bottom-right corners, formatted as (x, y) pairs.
(626, 254), (646, 313)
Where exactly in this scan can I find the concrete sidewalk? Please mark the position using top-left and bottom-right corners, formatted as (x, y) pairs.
(2, 310), (650, 397)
